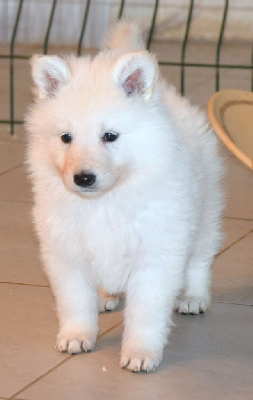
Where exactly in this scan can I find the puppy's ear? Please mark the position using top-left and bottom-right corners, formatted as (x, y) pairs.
(30, 55), (70, 99)
(113, 51), (158, 100)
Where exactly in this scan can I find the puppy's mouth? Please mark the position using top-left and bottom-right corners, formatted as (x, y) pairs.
(62, 171), (122, 198)
(71, 179), (115, 198)
(72, 182), (103, 196)
(72, 177), (122, 198)
(76, 186), (99, 194)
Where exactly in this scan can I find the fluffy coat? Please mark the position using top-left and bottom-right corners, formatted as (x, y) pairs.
(26, 22), (224, 372)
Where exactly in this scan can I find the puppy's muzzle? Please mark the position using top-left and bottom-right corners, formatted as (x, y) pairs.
(74, 172), (96, 188)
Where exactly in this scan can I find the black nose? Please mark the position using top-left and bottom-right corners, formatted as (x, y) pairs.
(74, 173), (96, 188)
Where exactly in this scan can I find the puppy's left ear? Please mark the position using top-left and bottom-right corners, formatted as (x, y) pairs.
(113, 51), (158, 100)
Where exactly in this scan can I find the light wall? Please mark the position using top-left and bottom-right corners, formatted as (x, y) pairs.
(0, 0), (252, 47)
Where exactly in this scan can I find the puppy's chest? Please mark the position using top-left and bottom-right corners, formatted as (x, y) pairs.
(82, 210), (140, 285)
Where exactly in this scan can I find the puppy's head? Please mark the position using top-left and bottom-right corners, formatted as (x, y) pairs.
(27, 51), (159, 198)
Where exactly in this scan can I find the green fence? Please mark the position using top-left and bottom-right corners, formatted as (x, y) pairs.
(0, 0), (252, 135)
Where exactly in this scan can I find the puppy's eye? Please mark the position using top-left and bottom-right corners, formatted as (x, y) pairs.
(61, 133), (72, 143)
(103, 132), (118, 142)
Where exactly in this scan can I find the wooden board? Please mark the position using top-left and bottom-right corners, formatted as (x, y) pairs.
(208, 90), (253, 170)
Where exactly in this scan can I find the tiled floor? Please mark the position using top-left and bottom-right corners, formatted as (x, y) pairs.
(0, 42), (253, 400)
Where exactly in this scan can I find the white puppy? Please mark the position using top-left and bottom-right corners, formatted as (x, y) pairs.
(26, 22), (224, 372)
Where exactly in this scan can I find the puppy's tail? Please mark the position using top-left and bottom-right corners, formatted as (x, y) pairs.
(103, 20), (146, 53)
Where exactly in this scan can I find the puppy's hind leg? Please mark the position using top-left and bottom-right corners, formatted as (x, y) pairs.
(98, 288), (120, 312)
(175, 256), (212, 315)
(176, 191), (224, 315)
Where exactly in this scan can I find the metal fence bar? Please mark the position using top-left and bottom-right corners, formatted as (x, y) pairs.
(9, 0), (24, 135)
(1, 55), (252, 71)
(0, 120), (23, 125)
(0, 54), (28, 60)
(146, 0), (160, 51)
(118, 0), (125, 20)
(216, 0), (229, 91)
(78, 0), (91, 56)
(44, 0), (58, 55)
(181, 0), (195, 96)
(159, 62), (253, 70)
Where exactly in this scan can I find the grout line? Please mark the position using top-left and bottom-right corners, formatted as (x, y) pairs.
(213, 301), (253, 307)
(6, 356), (73, 400)
(0, 281), (49, 288)
(216, 228), (253, 257)
(225, 216), (253, 222)
(6, 319), (123, 400)
(97, 319), (123, 340)
(0, 163), (23, 178)
(9, 398), (28, 400)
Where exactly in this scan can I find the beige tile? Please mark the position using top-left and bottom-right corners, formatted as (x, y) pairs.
(153, 40), (251, 68)
(0, 165), (32, 202)
(0, 58), (32, 123)
(161, 64), (216, 108)
(159, 65), (181, 93)
(0, 283), (62, 399)
(0, 200), (47, 286)
(0, 125), (26, 143)
(13, 60), (33, 122)
(154, 40), (252, 108)
(186, 71), (218, 108)
(213, 232), (253, 305)
(218, 67), (252, 92)
(18, 303), (253, 400)
(0, 58), (11, 122)
(221, 218), (253, 251)
(224, 154), (253, 220)
(0, 140), (24, 174)
(0, 283), (123, 399)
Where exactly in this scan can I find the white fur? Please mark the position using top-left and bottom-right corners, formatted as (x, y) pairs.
(25, 22), (224, 373)
(103, 21), (146, 52)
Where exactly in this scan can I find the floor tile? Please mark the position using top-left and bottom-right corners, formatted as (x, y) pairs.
(0, 200), (47, 286)
(155, 40), (252, 107)
(0, 283), (62, 399)
(224, 155), (253, 220)
(0, 58), (11, 122)
(18, 303), (253, 400)
(0, 58), (32, 123)
(0, 125), (25, 143)
(0, 165), (32, 202)
(222, 218), (253, 251)
(213, 232), (253, 305)
(0, 283), (123, 399)
(0, 140), (24, 174)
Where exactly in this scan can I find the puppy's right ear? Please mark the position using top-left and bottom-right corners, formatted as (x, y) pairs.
(30, 55), (70, 99)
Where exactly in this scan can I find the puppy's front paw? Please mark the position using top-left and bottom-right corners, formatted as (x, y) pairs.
(175, 296), (210, 315)
(56, 328), (97, 354)
(120, 349), (162, 373)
